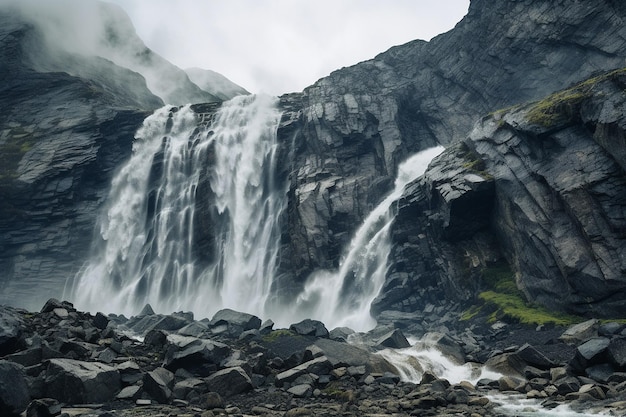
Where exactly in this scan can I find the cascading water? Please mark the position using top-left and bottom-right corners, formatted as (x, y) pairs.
(70, 94), (285, 318)
(71, 89), (444, 333)
(287, 146), (445, 331)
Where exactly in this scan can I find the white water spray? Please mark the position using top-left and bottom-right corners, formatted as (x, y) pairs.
(70, 94), (284, 318)
(288, 146), (445, 331)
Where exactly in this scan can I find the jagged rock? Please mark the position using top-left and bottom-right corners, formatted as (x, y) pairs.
(25, 398), (62, 417)
(0, 360), (30, 416)
(143, 367), (175, 404)
(276, 356), (333, 385)
(138, 304), (155, 316)
(116, 385), (141, 400)
(560, 320), (600, 345)
(44, 358), (120, 403)
(205, 366), (252, 397)
(177, 321), (210, 338)
(288, 384), (313, 398)
(608, 338), (626, 369)
(40, 299), (74, 314)
(310, 338), (396, 373)
(0, 306), (23, 356)
(163, 334), (230, 375)
(93, 312), (109, 330)
(484, 353), (526, 378)
(328, 327), (355, 342)
(290, 319), (329, 338)
(585, 363), (615, 383)
(173, 378), (207, 401)
(376, 329), (411, 349)
(556, 377), (581, 395)
(117, 361), (142, 385)
(210, 309), (262, 332)
(570, 338), (611, 372)
(516, 343), (555, 370)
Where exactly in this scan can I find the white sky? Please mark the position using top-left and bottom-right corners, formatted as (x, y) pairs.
(107, 0), (470, 95)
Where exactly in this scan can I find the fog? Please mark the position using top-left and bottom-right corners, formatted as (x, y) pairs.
(1, 0), (470, 99)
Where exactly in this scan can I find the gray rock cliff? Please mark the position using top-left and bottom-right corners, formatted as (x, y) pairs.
(273, 0), (626, 303)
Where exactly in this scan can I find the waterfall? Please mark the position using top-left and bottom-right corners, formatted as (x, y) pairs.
(70, 94), (284, 318)
(285, 146), (445, 331)
(71, 91), (444, 331)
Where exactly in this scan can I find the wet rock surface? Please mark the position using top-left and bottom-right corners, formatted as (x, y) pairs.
(0, 299), (625, 417)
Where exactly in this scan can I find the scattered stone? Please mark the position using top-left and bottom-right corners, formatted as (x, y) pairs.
(289, 319), (329, 338)
(376, 328), (411, 349)
(0, 360), (30, 416)
(205, 366), (252, 397)
(143, 367), (175, 404)
(516, 343), (555, 369)
(560, 320), (599, 344)
(288, 384), (313, 398)
(44, 359), (120, 404)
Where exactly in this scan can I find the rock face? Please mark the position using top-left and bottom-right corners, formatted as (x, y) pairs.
(1, 0), (626, 320)
(0, 3), (242, 309)
(379, 68), (626, 317)
(272, 0), (626, 302)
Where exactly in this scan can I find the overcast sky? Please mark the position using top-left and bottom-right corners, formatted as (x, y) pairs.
(106, 0), (470, 95)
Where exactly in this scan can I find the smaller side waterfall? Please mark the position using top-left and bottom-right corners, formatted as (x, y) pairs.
(285, 146), (445, 331)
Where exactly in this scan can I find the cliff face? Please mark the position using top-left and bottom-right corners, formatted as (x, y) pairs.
(0, 3), (243, 310)
(1, 0), (626, 319)
(274, 0), (626, 300)
(379, 68), (626, 317)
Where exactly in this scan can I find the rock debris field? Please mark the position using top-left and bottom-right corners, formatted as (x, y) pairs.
(2, 299), (626, 417)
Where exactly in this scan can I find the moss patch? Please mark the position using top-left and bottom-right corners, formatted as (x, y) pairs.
(461, 261), (580, 326)
(261, 329), (297, 343)
(458, 142), (492, 179)
(0, 125), (36, 181)
(526, 67), (626, 127)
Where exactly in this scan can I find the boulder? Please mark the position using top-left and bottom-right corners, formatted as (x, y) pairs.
(570, 337), (610, 372)
(210, 309), (261, 331)
(311, 338), (396, 373)
(290, 319), (329, 338)
(92, 312), (109, 330)
(288, 384), (313, 398)
(329, 327), (355, 342)
(173, 378), (207, 400)
(516, 343), (555, 369)
(484, 353), (526, 378)
(163, 334), (231, 374)
(25, 398), (62, 417)
(376, 329), (411, 349)
(205, 366), (252, 397)
(143, 367), (175, 404)
(608, 338), (626, 369)
(276, 356), (333, 385)
(0, 307), (23, 356)
(585, 363), (614, 383)
(44, 359), (120, 403)
(40, 299), (74, 314)
(560, 320), (600, 345)
(0, 360), (30, 416)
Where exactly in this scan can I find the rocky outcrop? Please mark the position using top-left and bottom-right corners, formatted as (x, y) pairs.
(274, 0), (626, 297)
(0, 13), (154, 309)
(381, 67), (626, 317)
